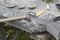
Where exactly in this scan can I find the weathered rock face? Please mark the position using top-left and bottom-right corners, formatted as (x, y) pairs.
(55, 0), (60, 9)
(1, 0), (38, 7)
(1, 0), (60, 40)
(0, 0), (39, 17)
(55, 0), (60, 3)
(0, 0), (48, 33)
(0, 0), (55, 33)
(3, 0), (20, 7)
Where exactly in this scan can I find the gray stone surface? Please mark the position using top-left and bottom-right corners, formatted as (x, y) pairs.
(0, 0), (60, 40)
(29, 32), (51, 40)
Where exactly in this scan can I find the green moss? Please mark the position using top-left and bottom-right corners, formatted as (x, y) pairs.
(8, 29), (33, 40)
(44, 0), (54, 3)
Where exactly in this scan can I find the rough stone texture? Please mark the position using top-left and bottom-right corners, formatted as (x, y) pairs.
(0, 0), (57, 34)
(29, 32), (51, 40)
(0, 0), (58, 33)
(0, 0), (60, 40)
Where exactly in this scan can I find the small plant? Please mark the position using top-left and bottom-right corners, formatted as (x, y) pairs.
(44, 0), (54, 3)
